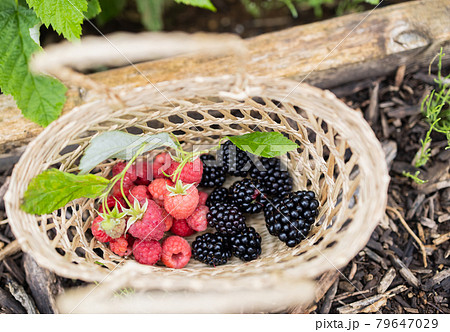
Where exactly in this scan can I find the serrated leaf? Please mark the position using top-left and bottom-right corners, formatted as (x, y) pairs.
(136, 0), (165, 31)
(174, 0), (216, 12)
(26, 0), (88, 41)
(96, 0), (126, 25)
(0, 1), (67, 127)
(227, 132), (298, 158)
(79, 131), (177, 174)
(84, 0), (101, 19)
(21, 169), (110, 214)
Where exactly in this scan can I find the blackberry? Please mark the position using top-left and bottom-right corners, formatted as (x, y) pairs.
(249, 157), (293, 196)
(229, 179), (268, 214)
(199, 154), (227, 188)
(206, 187), (229, 207)
(264, 190), (319, 247)
(219, 140), (251, 177)
(229, 227), (262, 262)
(207, 203), (247, 235)
(192, 233), (232, 266)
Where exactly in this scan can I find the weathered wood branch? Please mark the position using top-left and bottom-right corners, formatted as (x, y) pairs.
(1, 0), (449, 152)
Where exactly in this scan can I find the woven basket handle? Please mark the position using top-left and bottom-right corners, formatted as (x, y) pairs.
(31, 32), (248, 97)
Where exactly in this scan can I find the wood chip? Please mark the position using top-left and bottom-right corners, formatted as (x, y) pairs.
(320, 279), (339, 314)
(0, 287), (26, 314)
(23, 254), (62, 314)
(336, 285), (407, 314)
(395, 65), (406, 87)
(420, 216), (437, 229)
(367, 80), (380, 124)
(5, 275), (39, 314)
(377, 267), (397, 294)
(0, 240), (20, 262)
(424, 269), (450, 291)
(433, 232), (450, 245)
(365, 247), (388, 270)
(389, 254), (420, 288)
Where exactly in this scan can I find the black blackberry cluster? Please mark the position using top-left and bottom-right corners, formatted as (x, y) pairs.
(207, 203), (247, 235)
(200, 154), (227, 188)
(192, 233), (231, 266)
(229, 227), (262, 261)
(229, 179), (268, 214)
(206, 187), (229, 207)
(249, 157), (293, 196)
(219, 140), (252, 177)
(264, 191), (319, 247)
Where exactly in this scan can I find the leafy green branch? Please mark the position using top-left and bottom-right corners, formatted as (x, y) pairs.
(0, 0), (215, 127)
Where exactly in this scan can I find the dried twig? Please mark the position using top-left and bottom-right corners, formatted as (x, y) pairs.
(386, 206), (427, 267)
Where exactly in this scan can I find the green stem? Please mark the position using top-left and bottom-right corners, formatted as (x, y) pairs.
(100, 144), (148, 215)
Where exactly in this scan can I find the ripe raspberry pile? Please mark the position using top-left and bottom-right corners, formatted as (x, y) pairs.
(91, 152), (204, 268)
(91, 139), (319, 269)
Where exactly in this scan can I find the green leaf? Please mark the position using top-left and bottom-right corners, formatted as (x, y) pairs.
(136, 0), (165, 31)
(96, 0), (126, 26)
(227, 132), (298, 158)
(174, 0), (216, 12)
(0, 1), (67, 127)
(21, 169), (110, 214)
(26, 0), (88, 41)
(84, 0), (101, 19)
(79, 131), (177, 174)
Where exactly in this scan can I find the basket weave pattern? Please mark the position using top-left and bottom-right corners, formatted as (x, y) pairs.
(5, 75), (389, 298)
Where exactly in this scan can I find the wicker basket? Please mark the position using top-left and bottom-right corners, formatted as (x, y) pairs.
(5, 33), (389, 313)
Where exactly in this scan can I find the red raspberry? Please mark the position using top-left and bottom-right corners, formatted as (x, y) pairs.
(166, 157), (203, 184)
(186, 205), (209, 232)
(170, 218), (195, 237)
(127, 185), (151, 204)
(91, 216), (113, 243)
(198, 191), (208, 206)
(128, 199), (165, 240)
(112, 162), (138, 180)
(161, 209), (174, 232)
(111, 162), (138, 199)
(153, 198), (165, 207)
(161, 236), (191, 269)
(132, 239), (162, 265)
(134, 160), (152, 185)
(152, 152), (172, 179)
(164, 185), (199, 219)
(109, 235), (134, 257)
(98, 196), (126, 213)
(148, 178), (173, 201)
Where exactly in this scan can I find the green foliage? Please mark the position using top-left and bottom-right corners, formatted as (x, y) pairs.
(175, 0), (216, 12)
(403, 48), (449, 184)
(414, 48), (450, 168)
(227, 132), (299, 158)
(85, 0), (102, 19)
(402, 171), (428, 185)
(336, 0), (379, 16)
(96, 0), (126, 25)
(136, 0), (165, 31)
(21, 169), (109, 214)
(0, 0), (67, 127)
(26, 0), (88, 41)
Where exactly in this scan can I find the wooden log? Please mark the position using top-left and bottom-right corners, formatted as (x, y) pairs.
(0, 0), (449, 153)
